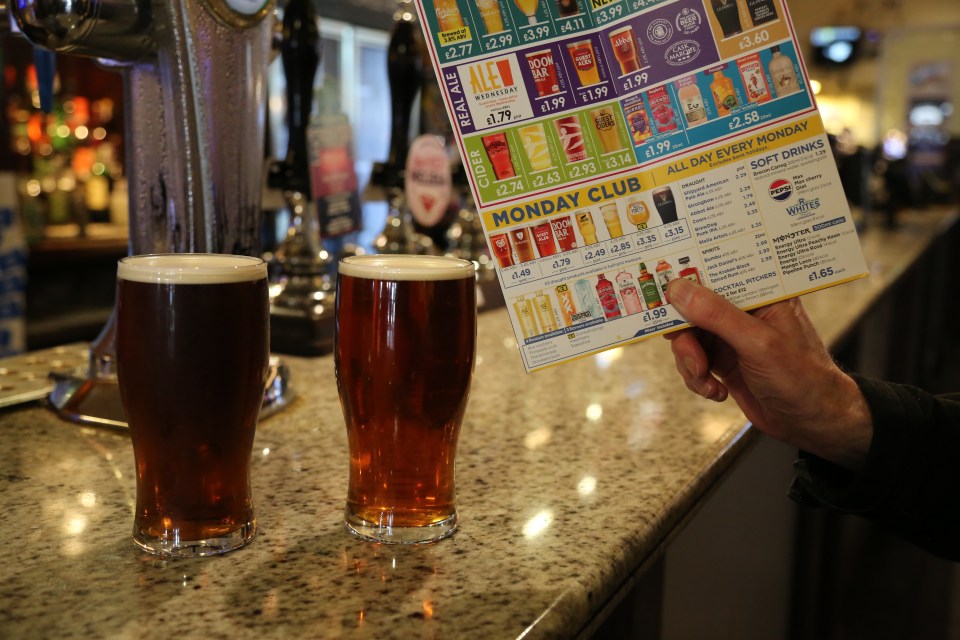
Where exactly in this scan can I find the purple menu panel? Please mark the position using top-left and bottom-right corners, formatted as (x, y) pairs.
(519, 42), (576, 118)
(598, 0), (721, 96)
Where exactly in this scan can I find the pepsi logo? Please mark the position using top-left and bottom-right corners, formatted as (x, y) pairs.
(768, 178), (793, 201)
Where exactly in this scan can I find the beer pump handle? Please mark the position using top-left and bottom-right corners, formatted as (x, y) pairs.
(372, 2), (423, 189)
(268, 0), (319, 196)
(267, 0), (336, 358)
(269, 0), (328, 273)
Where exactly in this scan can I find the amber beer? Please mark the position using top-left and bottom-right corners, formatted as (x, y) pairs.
(609, 26), (641, 75)
(115, 254), (269, 557)
(336, 255), (476, 543)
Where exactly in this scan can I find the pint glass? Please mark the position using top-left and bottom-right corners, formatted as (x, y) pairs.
(554, 115), (588, 163)
(116, 254), (269, 557)
(336, 255), (477, 543)
(652, 185), (679, 223)
(609, 26), (641, 75)
(590, 106), (624, 154)
(526, 50), (560, 98)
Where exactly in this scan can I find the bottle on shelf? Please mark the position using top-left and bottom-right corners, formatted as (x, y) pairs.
(638, 262), (663, 309)
(710, 69), (739, 117)
(655, 259), (674, 294)
(677, 76), (708, 127)
(595, 273), (622, 319)
(737, 53), (772, 104)
(768, 46), (802, 97)
(678, 256), (702, 283)
(616, 271), (643, 315)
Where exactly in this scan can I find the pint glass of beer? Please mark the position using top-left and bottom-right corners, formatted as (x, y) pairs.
(115, 254), (269, 557)
(335, 255), (477, 543)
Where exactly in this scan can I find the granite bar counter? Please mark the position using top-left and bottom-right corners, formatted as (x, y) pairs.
(1, 210), (956, 639)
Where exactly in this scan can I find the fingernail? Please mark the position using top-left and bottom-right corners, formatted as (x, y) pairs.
(682, 356), (699, 378)
(666, 277), (694, 306)
(702, 380), (727, 402)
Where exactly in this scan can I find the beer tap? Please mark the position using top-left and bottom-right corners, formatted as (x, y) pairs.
(374, 196), (418, 254)
(5, 0), (288, 426)
(371, 0), (423, 192)
(267, 0), (335, 356)
(369, 0), (424, 254)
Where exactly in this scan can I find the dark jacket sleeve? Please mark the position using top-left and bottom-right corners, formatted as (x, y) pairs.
(788, 374), (960, 562)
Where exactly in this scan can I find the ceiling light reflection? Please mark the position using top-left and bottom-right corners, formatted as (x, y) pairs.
(586, 403), (602, 421)
(626, 399), (666, 449)
(64, 514), (87, 536)
(594, 348), (623, 369)
(524, 426), (552, 450)
(699, 416), (731, 442)
(523, 510), (553, 537)
(577, 476), (596, 495)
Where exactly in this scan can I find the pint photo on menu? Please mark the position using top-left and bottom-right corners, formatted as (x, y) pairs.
(415, 0), (868, 372)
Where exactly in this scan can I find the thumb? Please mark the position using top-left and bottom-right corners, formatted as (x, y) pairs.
(666, 278), (770, 354)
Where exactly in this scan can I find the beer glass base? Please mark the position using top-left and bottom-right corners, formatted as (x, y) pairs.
(344, 510), (458, 544)
(133, 519), (257, 558)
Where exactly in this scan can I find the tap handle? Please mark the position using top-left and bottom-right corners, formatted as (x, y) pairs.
(34, 47), (55, 113)
(273, 0), (320, 197)
(385, 12), (423, 177)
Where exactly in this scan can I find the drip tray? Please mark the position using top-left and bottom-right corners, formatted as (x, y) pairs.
(0, 344), (88, 409)
(0, 344), (294, 430)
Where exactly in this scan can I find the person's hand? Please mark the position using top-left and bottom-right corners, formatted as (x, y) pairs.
(664, 278), (873, 471)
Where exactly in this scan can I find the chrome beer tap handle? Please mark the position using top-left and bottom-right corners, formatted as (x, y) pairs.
(370, 0), (423, 191)
(374, 188), (418, 254)
(266, 0), (335, 355)
(10, 0), (290, 426)
(11, 0), (155, 60)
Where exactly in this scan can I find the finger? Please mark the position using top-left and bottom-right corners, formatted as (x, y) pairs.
(668, 329), (708, 379)
(680, 362), (729, 401)
(668, 330), (728, 401)
(665, 278), (774, 356)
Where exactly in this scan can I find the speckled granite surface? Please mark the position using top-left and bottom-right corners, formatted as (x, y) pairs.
(0, 211), (955, 639)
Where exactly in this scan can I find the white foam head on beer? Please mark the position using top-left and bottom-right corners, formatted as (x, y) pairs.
(339, 254), (476, 281)
(118, 254), (267, 284)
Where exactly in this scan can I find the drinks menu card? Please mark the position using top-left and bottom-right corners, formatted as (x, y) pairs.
(415, 0), (868, 372)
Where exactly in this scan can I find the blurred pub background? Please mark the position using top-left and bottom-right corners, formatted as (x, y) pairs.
(0, 0), (957, 353)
